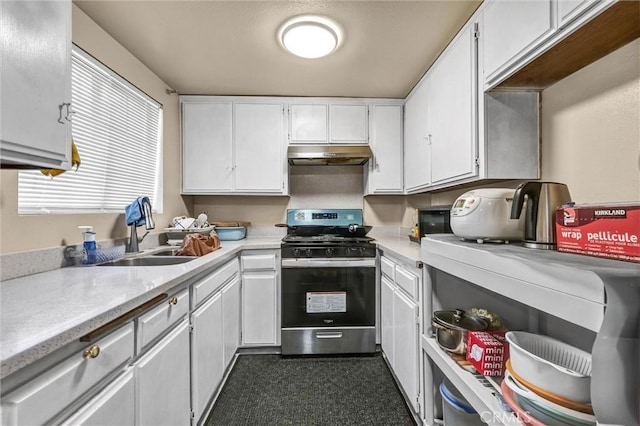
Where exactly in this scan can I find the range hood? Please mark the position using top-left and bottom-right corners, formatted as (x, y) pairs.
(287, 145), (372, 166)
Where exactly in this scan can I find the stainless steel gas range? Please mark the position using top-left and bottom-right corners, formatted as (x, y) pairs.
(280, 209), (376, 355)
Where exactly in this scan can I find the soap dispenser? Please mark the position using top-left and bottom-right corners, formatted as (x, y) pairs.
(79, 226), (97, 264)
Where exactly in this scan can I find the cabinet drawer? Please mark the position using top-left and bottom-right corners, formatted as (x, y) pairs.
(137, 289), (189, 350)
(380, 256), (395, 281)
(395, 266), (418, 300)
(192, 259), (239, 307)
(241, 254), (277, 271)
(60, 368), (134, 426)
(1, 323), (134, 426)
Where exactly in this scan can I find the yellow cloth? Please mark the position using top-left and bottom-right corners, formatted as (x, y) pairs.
(40, 141), (81, 177)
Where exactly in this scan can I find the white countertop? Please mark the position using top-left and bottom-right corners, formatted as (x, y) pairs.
(371, 233), (422, 267)
(0, 237), (281, 378)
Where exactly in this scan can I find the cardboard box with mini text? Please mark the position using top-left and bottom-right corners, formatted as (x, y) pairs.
(555, 203), (640, 263)
(466, 331), (509, 376)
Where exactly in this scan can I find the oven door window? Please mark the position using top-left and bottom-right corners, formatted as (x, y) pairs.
(282, 266), (375, 327)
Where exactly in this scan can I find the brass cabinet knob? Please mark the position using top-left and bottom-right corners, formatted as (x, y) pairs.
(169, 296), (178, 305)
(83, 345), (100, 359)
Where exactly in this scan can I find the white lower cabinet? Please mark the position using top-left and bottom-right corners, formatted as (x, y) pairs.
(393, 290), (420, 412)
(241, 251), (280, 346)
(60, 368), (135, 426)
(135, 319), (191, 426)
(191, 293), (224, 421)
(380, 255), (421, 414)
(222, 277), (241, 369)
(1, 323), (134, 426)
(380, 276), (396, 367)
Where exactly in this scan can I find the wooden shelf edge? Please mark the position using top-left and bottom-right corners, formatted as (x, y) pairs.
(496, 1), (640, 90)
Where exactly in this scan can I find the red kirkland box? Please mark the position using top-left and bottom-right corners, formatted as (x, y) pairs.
(555, 203), (640, 263)
(466, 331), (509, 376)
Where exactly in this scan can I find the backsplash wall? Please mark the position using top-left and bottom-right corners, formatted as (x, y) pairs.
(191, 165), (369, 230)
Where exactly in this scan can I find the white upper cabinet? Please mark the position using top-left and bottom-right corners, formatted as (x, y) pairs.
(234, 102), (285, 192)
(403, 80), (431, 193)
(365, 103), (404, 194)
(289, 104), (328, 143)
(404, 22), (479, 193)
(427, 24), (478, 186)
(482, 0), (556, 88)
(557, 0), (599, 28)
(181, 97), (287, 195)
(0, 0), (72, 169)
(329, 103), (369, 144)
(288, 101), (369, 145)
(182, 102), (233, 193)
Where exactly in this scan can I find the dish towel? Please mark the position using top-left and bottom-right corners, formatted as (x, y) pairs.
(40, 140), (81, 177)
(125, 196), (150, 227)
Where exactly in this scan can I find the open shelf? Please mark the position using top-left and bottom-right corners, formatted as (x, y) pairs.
(421, 235), (609, 331)
(421, 234), (640, 425)
(422, 336), (521, 426)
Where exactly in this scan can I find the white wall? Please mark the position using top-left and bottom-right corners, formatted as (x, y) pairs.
(539, 39), (639, 203)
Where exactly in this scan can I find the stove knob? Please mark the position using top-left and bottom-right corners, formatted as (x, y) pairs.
(359, 247), (366, 255)
(325, 248), (334, 257)
(292, 248), (301, 257)
(305, 248), (312, 257)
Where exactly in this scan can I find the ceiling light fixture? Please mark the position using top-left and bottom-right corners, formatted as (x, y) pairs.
(279, 15), (341, 59)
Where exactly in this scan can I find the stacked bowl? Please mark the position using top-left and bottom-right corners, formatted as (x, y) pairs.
(501, 331), (597, 425)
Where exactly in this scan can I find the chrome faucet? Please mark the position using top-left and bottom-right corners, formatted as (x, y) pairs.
(127, 198), (155, 253)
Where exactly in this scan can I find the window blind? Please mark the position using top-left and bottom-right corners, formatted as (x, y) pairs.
(18, 46), (163, 214)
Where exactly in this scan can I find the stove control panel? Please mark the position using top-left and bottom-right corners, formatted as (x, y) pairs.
(282, 244), (376, 259)
(287, 209), (363, 227)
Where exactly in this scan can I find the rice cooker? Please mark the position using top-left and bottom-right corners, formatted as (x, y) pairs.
(450, 188), (524, 243)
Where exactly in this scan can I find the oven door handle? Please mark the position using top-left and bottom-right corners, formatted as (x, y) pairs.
(281, 258), (376, 268)
(315, 331), (343, 339)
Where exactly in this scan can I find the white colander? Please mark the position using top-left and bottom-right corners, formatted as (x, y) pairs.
(506, 331), (592, 403)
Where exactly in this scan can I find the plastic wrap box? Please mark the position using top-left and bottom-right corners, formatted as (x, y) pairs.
(555, 203), (640, 263)
(466, 331), (509, 377)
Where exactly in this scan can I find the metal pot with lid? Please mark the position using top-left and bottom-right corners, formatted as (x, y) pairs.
(432, 309), (489, 354)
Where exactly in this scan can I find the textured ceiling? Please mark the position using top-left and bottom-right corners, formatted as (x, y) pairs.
(74, 1), (482, 98)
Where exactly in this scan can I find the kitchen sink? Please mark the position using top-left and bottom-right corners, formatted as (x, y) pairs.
(98, 256), (196, 266)
(148, 247), (182, 256)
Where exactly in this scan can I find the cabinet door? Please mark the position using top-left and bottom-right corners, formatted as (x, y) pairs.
(182, 102), (233, 193)
(0, 0), (71, 168)
(242, 273), (278, 345)
(393, 290), (419, 412)
(136, 320), (191, 426)
(60, 369), (134, 426)
(191, 293), (224, 421)
(428, 25), (478, 185)
(403, 81), (431, 192)
(366, 104), (403, 194)
(290, 104), (328, 143)
(234, 103), (284, 192)
(483, 0), (555, 85)
(329, 104), (368, 144)
(222, 276), (241, 369)
(380, 276), (396, 366)
(557, 0), (599, 28)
